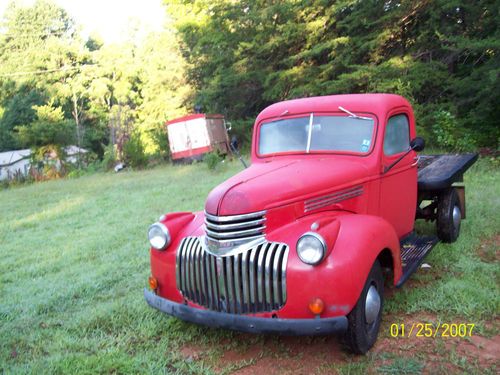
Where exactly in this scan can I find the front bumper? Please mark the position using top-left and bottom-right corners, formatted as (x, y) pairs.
(144, 289), (348, 335)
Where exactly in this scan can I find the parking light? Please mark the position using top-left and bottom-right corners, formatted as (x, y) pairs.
(148, 276), (158, 290)
(309, 297), (325, 315)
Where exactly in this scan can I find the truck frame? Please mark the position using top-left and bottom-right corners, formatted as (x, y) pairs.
(145, 94), (477, 353)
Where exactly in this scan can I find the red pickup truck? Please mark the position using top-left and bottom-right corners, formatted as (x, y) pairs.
(144, 94), (477, 353)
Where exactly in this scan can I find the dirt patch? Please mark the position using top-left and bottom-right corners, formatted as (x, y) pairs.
(178, 344), (205, 362)
(218, 335), (348, 375)
(477, 234), (500, 262)
(195, 313), (499, 374)
(377, 313), (499, 373)
(454, 334), (500, 366)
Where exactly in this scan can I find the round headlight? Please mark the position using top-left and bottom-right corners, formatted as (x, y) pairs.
(148, 222), (170, 250)
(297, 232), (326, 265)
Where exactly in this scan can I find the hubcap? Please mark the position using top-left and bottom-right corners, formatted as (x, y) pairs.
(365, 285), (381, 324)
(452, 205), (461, 230)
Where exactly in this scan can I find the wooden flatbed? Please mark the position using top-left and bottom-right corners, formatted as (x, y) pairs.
(418, 153), (478, 191)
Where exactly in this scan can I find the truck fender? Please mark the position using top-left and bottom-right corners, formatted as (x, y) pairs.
(158, 212), (195, 246)
(332, 214), (402, 309)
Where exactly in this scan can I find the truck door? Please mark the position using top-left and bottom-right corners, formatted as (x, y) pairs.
(379, 113), (418, 238)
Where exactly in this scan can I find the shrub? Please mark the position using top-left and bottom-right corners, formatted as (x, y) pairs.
(204, 152), (221, 170)
(432, 110), (475, 151)
(122, 133), (147, 169)
(101, 144), (116, 171)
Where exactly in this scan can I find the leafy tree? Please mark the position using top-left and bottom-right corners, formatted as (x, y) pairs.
(16, 104), (74, 148)
(136, 30), (192, 155)
(168, 0), (499, 149)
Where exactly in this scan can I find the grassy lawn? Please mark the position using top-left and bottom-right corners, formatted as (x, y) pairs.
(0, 158), (498, 374)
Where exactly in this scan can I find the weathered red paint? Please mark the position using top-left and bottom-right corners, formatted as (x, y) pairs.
(170, 145), (212, 160)
(150, 94), (418, 319)
(166, 113), (224, 126)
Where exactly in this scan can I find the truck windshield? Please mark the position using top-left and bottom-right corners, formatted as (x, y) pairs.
(258, 114), (375, 155)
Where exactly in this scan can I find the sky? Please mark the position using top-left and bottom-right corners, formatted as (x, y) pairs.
(0, 0), (166, 43)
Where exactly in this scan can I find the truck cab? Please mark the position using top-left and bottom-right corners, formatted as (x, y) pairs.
(144, 94), (477, 353)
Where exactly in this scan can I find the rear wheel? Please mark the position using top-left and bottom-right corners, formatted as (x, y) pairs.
(437, 188), (461, 243)
(344, 260), (384, 354)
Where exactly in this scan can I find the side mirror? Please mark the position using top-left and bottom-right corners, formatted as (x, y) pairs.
(410, 137), (425, 152)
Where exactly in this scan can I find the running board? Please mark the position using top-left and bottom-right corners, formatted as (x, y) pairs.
(396, 234), (439, 287)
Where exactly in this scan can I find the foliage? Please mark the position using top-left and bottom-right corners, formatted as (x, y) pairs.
(204, 151), (222, 170)
(149, 124), (170, 161)
(122, 131), (148, 169)
(16, 104), (75, 147)
(0, 0), (191, 164)
(168, 0), (499, 148)
(432, 110), (475, 151)
(100, 143), (116, 171)
(0, 0), (498, 176)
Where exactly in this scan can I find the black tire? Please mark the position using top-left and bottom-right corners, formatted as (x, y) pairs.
(344, 260), (384, 354)
(437, 188), (461, 243)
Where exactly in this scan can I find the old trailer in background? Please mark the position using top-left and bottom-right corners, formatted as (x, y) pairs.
(166, 114), (231, 162)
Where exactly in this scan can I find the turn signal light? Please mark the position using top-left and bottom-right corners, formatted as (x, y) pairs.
(309, 297), (324, 315)
(148, 276), (158, 290)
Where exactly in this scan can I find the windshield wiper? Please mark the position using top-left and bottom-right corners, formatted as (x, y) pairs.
(338, 106), (372, 121)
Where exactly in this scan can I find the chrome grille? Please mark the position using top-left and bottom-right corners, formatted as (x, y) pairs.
(205, 210), (266, 243)
(176, 237), (289, 314)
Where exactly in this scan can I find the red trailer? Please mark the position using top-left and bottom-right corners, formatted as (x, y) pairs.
(166, 114), (231, 161)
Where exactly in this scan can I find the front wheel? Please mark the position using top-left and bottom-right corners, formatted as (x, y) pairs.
(344, 260), (384, 354)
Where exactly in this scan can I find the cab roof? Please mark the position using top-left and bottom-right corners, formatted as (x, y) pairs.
(255, 93), (412, 124)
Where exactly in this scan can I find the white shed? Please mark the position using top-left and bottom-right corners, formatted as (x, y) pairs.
(0, 149), (31, 181)
(0, 146), (87, 180)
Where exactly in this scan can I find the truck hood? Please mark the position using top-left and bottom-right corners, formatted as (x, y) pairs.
(205, 158), (370, 216)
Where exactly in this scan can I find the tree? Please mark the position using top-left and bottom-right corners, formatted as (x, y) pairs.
(136, 30), (192, 156)
(168, 0), (499, 148)
(16, 104), (74, 148)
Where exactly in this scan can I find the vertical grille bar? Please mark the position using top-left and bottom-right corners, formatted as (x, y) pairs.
(179, 238), (188, 294)
(273, 246), (284, 309)
(234, 253), (242, 313)
(256, 244), (268, 308)
(194, 244), (203, 305)
(241, 250), (250, 313)
(227, 257), (237, 313)
(281, 246), (289, 303)
(264, 243), (275, 310)
(219, 257), (229, 312)
(175, 238), (185, 290)
(249, 247), (258, 310)
(210, 256), (219, 310)
(184, 238), (193, 300)
(188, 239), (196, 301)
(177, 237), (288, 314)
(203, 252), (213, 309)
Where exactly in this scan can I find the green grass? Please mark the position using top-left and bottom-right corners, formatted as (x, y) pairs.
(385, 159), (500, 322)
(0, 158), (498, 374)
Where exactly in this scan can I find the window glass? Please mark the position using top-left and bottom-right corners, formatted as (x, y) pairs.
(384, 114), (409, 155)
(310, 116), (374, 153)
(259, 115), (374, 155)
(258, 117), (309, 155)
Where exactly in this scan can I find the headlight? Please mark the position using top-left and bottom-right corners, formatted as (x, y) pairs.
(148, 222), (170, 250)
(297, 232), (326, 265)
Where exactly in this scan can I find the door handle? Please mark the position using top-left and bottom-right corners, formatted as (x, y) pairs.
(411, 156), (419, 167)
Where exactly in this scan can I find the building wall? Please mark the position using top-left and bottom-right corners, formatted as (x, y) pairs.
(0, 149), (31, 181)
